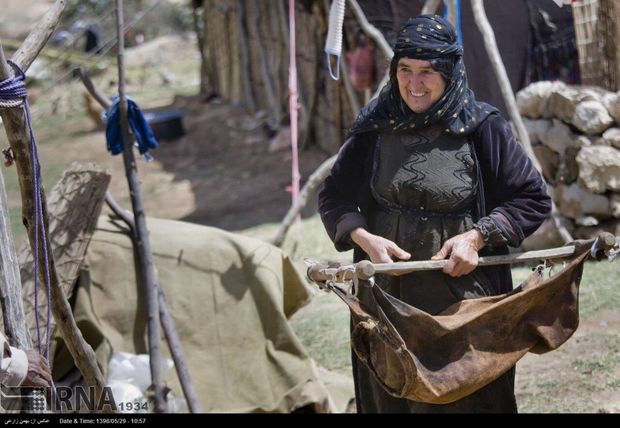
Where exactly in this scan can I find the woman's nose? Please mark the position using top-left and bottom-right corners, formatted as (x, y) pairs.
(408, 74), (424, 88)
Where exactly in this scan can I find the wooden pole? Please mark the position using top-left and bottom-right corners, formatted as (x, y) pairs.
(308, 233), (619, 282)
(105, 192), (204, 413)
(470, 0), (573, 245)
(422, 0), (443, 15)
(11, 0), (66, 71)
(0, 166), (32, 349)
(0, 0), (108, 405)
(347, 0), (393, 60)
(115, 0), (165, 412)
(272, 155), (336, 247)
(76, 67), (203, 412)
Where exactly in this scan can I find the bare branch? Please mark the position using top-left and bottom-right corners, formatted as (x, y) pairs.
(347, 0), (393, 60)
(272, 155), (336, 247)
(12, 0), (66, 72)
(76, 67), (112, 109)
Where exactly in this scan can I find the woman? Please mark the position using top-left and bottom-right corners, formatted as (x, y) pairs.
(318, 15), (551, 413)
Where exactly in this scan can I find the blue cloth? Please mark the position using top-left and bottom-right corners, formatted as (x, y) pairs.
(105, 96), (158, 156)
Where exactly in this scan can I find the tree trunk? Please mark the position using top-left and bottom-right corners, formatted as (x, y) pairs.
(199, 0), (352, 154)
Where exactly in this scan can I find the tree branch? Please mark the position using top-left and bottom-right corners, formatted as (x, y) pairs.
(272, 155), (336, 247)
(12, 0), (66, 72)
(347, 0), (393, 60)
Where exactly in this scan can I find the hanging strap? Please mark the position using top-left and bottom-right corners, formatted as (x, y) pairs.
(324, 0), (346, 80)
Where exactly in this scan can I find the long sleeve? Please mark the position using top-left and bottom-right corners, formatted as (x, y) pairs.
(474, 114), (552, 247)
(0, 332), (28, 387)
(318, 136), (372, 252)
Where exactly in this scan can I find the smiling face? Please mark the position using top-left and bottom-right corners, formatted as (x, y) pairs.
(395, 57), (447, 114)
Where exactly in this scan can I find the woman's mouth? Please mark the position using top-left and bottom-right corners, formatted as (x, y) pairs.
(409, 90), (427, 98)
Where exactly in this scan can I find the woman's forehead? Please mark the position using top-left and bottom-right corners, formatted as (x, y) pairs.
(397, 57), (433, 69)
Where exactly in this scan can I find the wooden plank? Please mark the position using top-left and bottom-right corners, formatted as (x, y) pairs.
(19, 163), (111, 342)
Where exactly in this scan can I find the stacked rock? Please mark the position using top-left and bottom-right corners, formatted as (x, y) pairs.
(516, 81), (620, 248)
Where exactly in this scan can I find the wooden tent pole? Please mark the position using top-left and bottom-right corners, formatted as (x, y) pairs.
(470, 0), (573, 244)
(114, 0), (165, 413)
(0, 0), (108, 406)
(77, 65), (203, 412)
(0, 157), (32, 349)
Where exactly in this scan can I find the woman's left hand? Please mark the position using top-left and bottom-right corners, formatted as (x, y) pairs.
(431, 229), (485, 277)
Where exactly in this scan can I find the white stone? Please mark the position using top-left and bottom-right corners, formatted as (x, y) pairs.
(577, 146), (620, 192)
(612, 194), (620, 218)
(556, 183), (611, 218)
(602, 127), (620, 149)
(523, 118), (551, 142)
(516, 81), (567, 118)
(540, 119), (577, 154)
(575, 216), (599, 226)
(601, 92), (620, 124)
(571, 100), (614, 135)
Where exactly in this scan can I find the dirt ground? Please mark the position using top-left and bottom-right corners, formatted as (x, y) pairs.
(27, 94), (331, 232)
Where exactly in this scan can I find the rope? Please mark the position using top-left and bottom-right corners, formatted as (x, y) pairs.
(0, 60), (58, 410)
(0, 61), (53, 355)
(324, 0), (346, 80)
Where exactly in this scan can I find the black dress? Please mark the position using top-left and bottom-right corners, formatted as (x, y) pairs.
(352, 127), (517, 413)
(319, 113), (551, 413)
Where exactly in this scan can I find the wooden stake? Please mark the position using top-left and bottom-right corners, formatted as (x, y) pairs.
(0, 164), (32, 349)
(114, 0), (165, 413)
(11, 0), (66, 71)
(77, 67), (204, 413)
(105, 192), (204, 413)
(347, 0), (393, 60)
(272, 155), (336, 247)
(422, 0), (443, 15)
(1, 37), (107, 419)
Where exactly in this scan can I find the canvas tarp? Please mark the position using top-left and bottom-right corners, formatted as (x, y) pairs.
(51, 216), (337, 412)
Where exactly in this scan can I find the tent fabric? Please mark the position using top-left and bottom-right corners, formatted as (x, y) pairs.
(330, 249), (588, 405)
(51, 216), (334, 413)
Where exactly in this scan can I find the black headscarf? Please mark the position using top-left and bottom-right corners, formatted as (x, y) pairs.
(348, 15), (497, 137)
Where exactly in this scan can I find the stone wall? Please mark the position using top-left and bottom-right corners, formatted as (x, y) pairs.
(517, 81), (620, 246)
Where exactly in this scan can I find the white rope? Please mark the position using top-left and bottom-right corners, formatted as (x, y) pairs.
(324, 0), (346, 80)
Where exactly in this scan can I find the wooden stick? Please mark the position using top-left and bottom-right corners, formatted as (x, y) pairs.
(11, 0), (66, 71)
(422, 0), (443, 15)
(271, 155), (336, 247)
(470, 0), (573, 245)
(76, 68), (111, 110)
(237, 0), (256, 111)
(105, 193), (204, 413)
(347, 0), (393, 60)
(79, 67), (203, 413)
(308, 234), (619, 282)
(0, 44), (108, 403)
(114, 0), (165, 413)
(0, 165), (32, 349)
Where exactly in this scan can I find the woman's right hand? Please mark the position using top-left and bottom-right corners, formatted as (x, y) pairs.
(350, 228), (411, 264)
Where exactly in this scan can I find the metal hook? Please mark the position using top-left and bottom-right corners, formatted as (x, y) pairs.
(325, 52), (341, 80)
